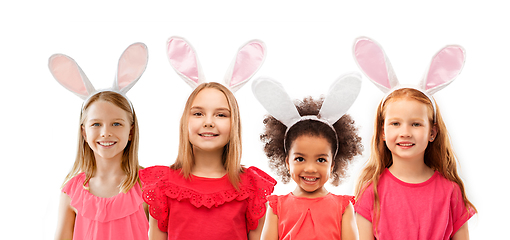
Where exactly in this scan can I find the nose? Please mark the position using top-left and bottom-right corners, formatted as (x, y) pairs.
(303, 162), (318, 173)
(101, 126), (113, 138)
(400, 125), (411, 138)
(203, 116), (215, 128)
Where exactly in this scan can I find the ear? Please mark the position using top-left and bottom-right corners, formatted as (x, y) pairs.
(285, 156), (290, 172)
(353, 37), (399, 93)
(251, 77), (301, 127)
(421, 45), (465, 95)
(81, 125), (87, 142)
(429, 125), (438, 142)
(224, 40), (267, 92)
(114, 43), (148, 94)
(48, 54), (96, 99)
(167, 36), (206, 89)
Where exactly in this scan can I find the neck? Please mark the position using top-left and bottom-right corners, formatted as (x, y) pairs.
(389, 155), (434, 183)
(93, 153), (125, 178)
(191, 146), (226, 178)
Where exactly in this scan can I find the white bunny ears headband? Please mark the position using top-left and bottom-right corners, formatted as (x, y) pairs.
(353, 37), (466, 122)
(166, 36), (267, 92)
(48, 43), (149, 112)
(252, 73), (362, 156)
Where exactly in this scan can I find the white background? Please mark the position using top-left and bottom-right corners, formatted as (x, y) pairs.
(1, 1), (508, 239)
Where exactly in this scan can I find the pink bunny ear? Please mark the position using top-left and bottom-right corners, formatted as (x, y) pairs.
(115, 42), (148, 94)
(48, 54), (95, 99)
(224, 40), (266, 92)
(353, 37), (399, 93)
(422, 45), (465, 95)
(167, 37), (205, 88)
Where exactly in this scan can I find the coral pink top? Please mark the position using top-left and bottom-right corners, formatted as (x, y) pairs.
(355, 169), (475, 240)
(62, 173), (149, 240)
(268, 193), (354, 240)
(139, 166), (276, 240)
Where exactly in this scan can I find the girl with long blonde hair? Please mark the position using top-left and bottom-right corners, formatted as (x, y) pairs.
(50, 43), (149, 240)
(139, 37), (275, 240)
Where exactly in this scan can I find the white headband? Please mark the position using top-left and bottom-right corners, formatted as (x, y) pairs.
(353, 37), (466, 122)
(166, 36), (266, 92)
(252, 73), (362, 156)
(48, 42), (149, 113)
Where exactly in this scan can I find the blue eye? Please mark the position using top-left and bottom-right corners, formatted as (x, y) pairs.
(113, 122), (121, 126)
(92, 123), (100, 127)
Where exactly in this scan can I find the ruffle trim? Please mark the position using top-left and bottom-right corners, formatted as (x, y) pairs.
(139, 166), (276, 232)
(62, 173), (144, 222)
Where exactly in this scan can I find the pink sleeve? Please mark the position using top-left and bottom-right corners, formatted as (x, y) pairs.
(245, 167), (277, 231)
(139, 166), (170, 232)
(62, 173), (85, 197)
(267, 195), (279, 215)
(354, 185), (374, 222)
(450, 183), (475, 234)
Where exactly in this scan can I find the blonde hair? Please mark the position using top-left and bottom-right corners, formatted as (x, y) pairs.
(61, 91), (141, 193)
(171, 82), (244, 189)
(355, 88), (476, 228)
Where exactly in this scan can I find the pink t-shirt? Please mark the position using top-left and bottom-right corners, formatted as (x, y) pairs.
(139, 165), (276, 240)
(268, 193), (354, 240)
(355, 169), (475, 240)
(62, 173), (149, 240)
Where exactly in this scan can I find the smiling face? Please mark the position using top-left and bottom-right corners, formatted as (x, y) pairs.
(383, 98), (437, 163)
(286, 135), (334, 198)
(188, 88), (232, 154)
(81, 100), (132, 162)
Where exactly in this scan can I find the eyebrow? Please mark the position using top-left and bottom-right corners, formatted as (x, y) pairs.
(87, 118), (127, 122)
(294, 152), (330, 157)
(190, 106), (231, 112)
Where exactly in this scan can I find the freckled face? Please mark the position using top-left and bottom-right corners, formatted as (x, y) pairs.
(383, 98), (436, 163)
(286, 135), (334, 198)
(188, 88), (231, 153)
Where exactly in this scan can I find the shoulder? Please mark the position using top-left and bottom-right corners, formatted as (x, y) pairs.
(241, 166), (277, 189)
(62, 172), (86, 194)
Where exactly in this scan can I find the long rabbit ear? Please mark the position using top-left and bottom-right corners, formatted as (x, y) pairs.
(319, 72), (362, 124)
(167, 37), (206, 89)
(353, 37), (399, 93)
(224, 40), (267, 92)
(421, 45), (465, 95)
(114, 42), (148, 94)
(251, 77), (301, 127)
(48, 54), (96, 99)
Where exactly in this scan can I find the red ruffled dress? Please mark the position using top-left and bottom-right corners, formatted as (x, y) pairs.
(139, 166), (276, 240)
(62, 173), (149, 240)
(268, 193), (355, 240)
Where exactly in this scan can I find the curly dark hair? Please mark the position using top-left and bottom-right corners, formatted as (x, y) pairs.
(260, 96), (363, 186)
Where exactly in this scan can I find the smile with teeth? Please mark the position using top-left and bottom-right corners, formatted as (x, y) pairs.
(302, 176), (319, 182)
(98, 141), (116, 146)
(397, 143), (414, 147)
(199, 133), (219, 137)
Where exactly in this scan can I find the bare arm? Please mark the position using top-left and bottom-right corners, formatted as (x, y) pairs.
(54, 192), (75, 240)
(356, 213), (374, 240)
(248, 214), (267, 240)
(341, 203), (359, 240)
(149, 215), (168, 240)
(260, 204), (278, 240)
(452, 222), (469, 240)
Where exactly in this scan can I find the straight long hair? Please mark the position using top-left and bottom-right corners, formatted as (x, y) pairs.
(171, 82), (244, 190)
(62, 91), (141, 193)
(354, 88), (476, 230)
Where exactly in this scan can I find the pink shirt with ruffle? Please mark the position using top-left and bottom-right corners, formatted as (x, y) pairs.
(268, 193), (355, 240)
(139, 166), (276, 240)
(62, 173), (149, 240)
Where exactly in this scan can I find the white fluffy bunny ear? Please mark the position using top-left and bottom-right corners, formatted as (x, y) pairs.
(224, 40), (267, 92)
(353, 37), (399, 93)
(48, 54), (96, 99)
(113, 42), (148, 94)
(420, 45), (465, 95)
(167, 36), (206, 89)
(319, 72), (362, 124)
(251, 77), (301, 127)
